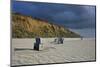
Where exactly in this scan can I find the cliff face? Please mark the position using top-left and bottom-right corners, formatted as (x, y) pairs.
(12, 13), (80, 38)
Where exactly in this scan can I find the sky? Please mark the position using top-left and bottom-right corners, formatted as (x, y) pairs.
(12, 0), (96, 38)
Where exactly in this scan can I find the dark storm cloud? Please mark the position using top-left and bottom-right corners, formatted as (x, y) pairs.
(12, 1), (96, 29)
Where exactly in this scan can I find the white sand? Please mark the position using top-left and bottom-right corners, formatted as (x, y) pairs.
(11, 38), (96, 66)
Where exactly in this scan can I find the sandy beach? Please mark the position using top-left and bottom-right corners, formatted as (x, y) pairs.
(11, 38), (96, 66)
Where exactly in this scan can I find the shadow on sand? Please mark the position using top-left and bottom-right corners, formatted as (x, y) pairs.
(14, 48), (45, 52)
(14, 46), (56, 52)
(14, 48), (34, 51)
